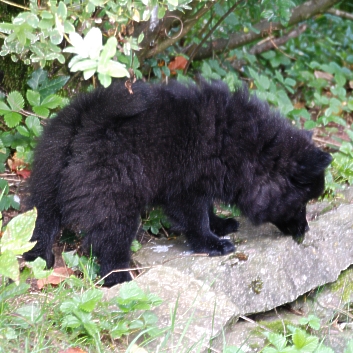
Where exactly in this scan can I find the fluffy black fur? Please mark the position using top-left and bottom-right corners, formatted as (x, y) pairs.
(23, 80), (332, 286)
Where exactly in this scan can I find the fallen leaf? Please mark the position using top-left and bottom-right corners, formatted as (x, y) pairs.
(37, 267), (75, 289)
(314, 70), (333, 81)
(58, 348), (87, 353)
(16, 169), (31, 179)
(168, 56), (188, 74)
(130, 344), (148, 353)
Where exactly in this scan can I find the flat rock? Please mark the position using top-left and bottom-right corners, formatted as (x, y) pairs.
(134, 204), (353, 316)
(106, 266), (239, 351)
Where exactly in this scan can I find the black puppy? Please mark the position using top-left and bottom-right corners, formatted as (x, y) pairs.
(23, 80), (332, 286)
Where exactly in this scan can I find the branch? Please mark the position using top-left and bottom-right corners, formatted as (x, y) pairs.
(327, 8), (353, 20)
(248, 23), (307, 55)
(0, 0), (30, 10)
(193, 0), (340, 61)
(184, 0), (245, 73)
(230, 24), (308, 70)
(139, 1), (214, 60)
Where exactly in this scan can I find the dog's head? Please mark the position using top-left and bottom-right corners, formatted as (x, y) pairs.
(267, 146), (332, 242)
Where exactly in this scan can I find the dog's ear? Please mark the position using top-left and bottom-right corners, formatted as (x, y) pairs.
(317, 150), (333, 170)
(300, 149), (332, 174)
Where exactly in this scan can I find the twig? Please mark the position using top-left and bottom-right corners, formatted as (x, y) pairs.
(143, 1), (214, 60)
(327, 8), (353, 20)
(164, 15), (184, 39)
(249, 24), (307, 56)
(0, 0), (30, 10)
(184, 0), (245, 74)
(95, 253), (209, 285)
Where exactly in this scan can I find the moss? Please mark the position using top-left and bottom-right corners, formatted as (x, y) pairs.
(0, 57), (32, 96)
(330, 267), (353, 303)
(250, 277), (263, 294)
(252, 319), (298, 336)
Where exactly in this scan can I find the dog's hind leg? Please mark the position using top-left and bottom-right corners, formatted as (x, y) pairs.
(82, 210), (141, 287)
(23, 208), (61, 269)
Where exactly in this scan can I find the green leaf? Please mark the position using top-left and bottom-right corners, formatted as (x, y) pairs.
(1, 209), (37, 254)
(38, 18), (54, 30)
(26, 116), (43, 136)
(335, 73), (346, 87)
(131, 240), (142, 252)
(292, 329), (318, 352)
(27, 69), (48, 90)
(26, 90), (41, 107)
(0, 282), (29, 302)
(0, 251), (20, 284)
(344, 340), (353, 353)
(50, 28), (63, 45)
(0, 101), (11, 114)
(7, 91), (24, 111)
(57, 1), (67, 19)
(4, 112), (22, 128)
(83, 68), (96, 80)
(33, 106), (49, 118)
(70, 59), (98, 72)
(40, 11), (53, 19)
(27, 257), (53, 279)
(41, 94), (62, 109)
(267, 333), (287, 350)
(98, 36), (118, 68)
(0, 22), (15, 34)
(16, 125), (30, 137)
(38, 76), (69, 98)
(62, 314), (81, 329)
(304, 120), (317, 129)
(98, 73), (111, 87)
(79, 289), (104, 312)
(64, 20), (75, 33)
(16, 303), (43, 324)
(104, 60), (129, 78)
(167, 0), (178, 6)
(137, 32), (144, 44)
(158, 5), (166, 18)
